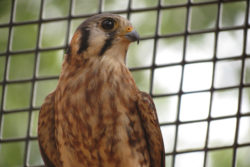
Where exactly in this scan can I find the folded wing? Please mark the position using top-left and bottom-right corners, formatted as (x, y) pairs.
(137, 91), (165, 167)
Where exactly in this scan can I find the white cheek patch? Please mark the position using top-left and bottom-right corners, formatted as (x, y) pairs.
(86, 28), (107, 56)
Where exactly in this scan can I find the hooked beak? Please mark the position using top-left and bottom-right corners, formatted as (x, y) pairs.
(125, 30), (140, 44)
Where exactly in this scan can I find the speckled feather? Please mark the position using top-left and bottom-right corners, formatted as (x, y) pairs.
(38, 13), (165, 167)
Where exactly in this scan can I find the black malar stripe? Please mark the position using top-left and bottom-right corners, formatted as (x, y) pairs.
(77, 28), (90, 54)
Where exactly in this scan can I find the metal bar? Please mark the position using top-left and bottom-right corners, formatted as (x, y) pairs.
(172, 0), (191, 166)
(23, 0), (45, 166)
(65, 0), (73, 48)
(203, 0), (222, 166)
(0, 77), (59, 85)
(0, 0), (247, 28)
(0, 136), (38, 143)
(0, 0), (16, 140)
(149, 0), (161, 95)
(98, 0), (103, 14)
(165, 142), (250, 156)
(232, 0), (250, 166)
(160, 112), (250, 126)
(1, 25), (249, 57)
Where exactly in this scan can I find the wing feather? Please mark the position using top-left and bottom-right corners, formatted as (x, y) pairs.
(38, 92), (61, 167)
(137, 91), (165, 167)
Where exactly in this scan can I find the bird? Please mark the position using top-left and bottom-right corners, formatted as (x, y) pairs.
(38, 13), (165, 167)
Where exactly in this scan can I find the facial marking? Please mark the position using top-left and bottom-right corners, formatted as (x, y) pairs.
(78, 28), (90, 54)
(99, 31), (116, 56)
(66, 46), (71, 63)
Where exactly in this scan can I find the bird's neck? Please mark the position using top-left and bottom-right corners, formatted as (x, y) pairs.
(60, 40), (131, 81)
(65, 38), (130, 67)
(57, 50), (138, 97)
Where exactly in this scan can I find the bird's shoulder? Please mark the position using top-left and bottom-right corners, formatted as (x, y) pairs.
(137, 91), (157, 119)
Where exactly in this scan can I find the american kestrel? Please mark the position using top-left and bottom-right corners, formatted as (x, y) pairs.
(38, 13), (165, 167)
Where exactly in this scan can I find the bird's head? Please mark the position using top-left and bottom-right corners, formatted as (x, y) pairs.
(66, 13), (139, 65)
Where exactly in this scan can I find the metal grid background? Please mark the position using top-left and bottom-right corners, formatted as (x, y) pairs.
(0, 0), (250, 166)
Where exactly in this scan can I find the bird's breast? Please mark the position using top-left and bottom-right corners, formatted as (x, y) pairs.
(54, 64), (150, 167)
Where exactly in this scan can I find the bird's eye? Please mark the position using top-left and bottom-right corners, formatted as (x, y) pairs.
(101, 18), (115, 30)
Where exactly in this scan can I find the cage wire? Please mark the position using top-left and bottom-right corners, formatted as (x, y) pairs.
(0, 0), (250, 166)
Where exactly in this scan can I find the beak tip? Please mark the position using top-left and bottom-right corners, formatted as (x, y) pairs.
(125, 30), (140, 44)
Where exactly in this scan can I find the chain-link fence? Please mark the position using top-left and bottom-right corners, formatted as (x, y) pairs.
(0, 0), (249, 166)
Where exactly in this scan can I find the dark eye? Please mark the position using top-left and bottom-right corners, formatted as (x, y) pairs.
(102, 18), (115, 30)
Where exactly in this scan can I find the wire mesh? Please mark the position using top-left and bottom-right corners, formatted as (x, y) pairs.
(0, 0), (249, 166)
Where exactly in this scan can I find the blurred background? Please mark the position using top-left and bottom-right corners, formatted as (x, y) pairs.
(0, 0), (249, 166)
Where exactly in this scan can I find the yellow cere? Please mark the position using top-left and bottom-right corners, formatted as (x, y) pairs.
(126, 26), (133, 32)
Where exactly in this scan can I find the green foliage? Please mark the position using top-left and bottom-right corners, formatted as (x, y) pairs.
(40, 21), (67, 48)
(5, 83), (32, 110)
(189, 4), (218, 31)
(15, 0), (41, 22)
(160, 8), (187, 35)
(2, 112), (28, 139)
(207, 149), (233, 167)
(0, 28), (9, 53)
(0, 86), (2, 107)
(30, 111), (39, 137)
(162, 0), (187, 6)
(220, 1), (246, 27)
(8, 54), (35, 80)
(0, 57), (5, 81)
(103, 0), (129, 11)
(236, 147), (250, 167)
(43, 0), (70, 18)
(38, 50), (63, 77)
(73, 0), (99, 15)
(132, 0), (157, 8)
(28, 140), (44, 166)
(131, 11), (157, 37)
(0, 142), (25, 167)
(131, 70), (151, 92)
(0, 0), (11, 24)
(34, 80), (58, 107)
(11, 24), (38, 51)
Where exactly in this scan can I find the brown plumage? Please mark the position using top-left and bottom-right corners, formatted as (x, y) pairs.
(38, 13), (165, 167)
